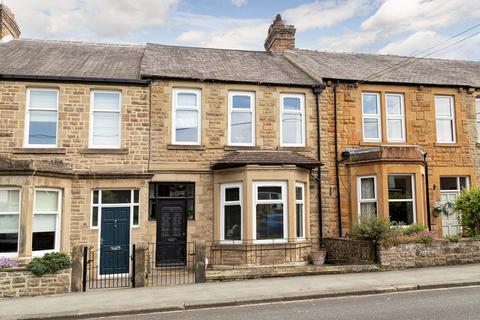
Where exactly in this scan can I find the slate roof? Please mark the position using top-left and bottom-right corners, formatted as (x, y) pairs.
(211, 151), (321, 169)
(140, 43), (316, 86)
(0, 39), (145, 82)
(285, 49), (480, 87)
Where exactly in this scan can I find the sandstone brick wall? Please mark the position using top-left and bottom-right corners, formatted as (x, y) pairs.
(0, 268), (70, 298)
(378, 239), (480, 270)
(323, 237), (376, 265)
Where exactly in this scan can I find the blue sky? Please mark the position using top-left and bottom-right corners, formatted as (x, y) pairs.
(4, 0), (480, 60)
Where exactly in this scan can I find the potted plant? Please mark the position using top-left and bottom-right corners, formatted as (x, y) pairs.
(311, 249), (327, 265)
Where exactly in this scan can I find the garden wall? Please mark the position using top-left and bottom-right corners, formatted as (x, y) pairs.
(0, 267), (71, 298)
(378, 239), (480, 270)
(323, 237), (377, 265)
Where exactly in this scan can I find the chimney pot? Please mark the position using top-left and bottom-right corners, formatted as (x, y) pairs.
(264, 14), (295, 55)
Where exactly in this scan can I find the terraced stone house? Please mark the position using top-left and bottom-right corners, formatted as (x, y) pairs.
(1, 5), (480, 276)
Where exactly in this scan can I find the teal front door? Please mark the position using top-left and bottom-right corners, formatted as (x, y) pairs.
(100, 207), (130, 275)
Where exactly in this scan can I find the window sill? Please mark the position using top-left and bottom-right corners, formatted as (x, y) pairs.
(277, 146), (311, 152)
(434, 143), (460, 148)
(167, 144), (205, 151)
(80, 148), (129, 154)
(13, 148), (66, 154)
(224, 145), (259, 151)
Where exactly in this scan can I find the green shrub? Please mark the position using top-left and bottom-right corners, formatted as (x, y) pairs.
(403, 223), (427, 235)
(445, 235), (461, 242)
(454, 184), (480, 236)
(350, 215), (392, 241)
(26, 252), (71, 276)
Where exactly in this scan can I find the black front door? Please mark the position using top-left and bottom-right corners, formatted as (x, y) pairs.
(156, 199), (187, 266)
(100, 207), (130, 275)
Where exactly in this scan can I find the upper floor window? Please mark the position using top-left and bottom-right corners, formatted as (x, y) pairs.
(25, 89), (59, 147)
(358, 176), (377, 218)
(228, 91), (255, 146)
(435, 96), (455, 143)
(33, 189), (61, 255)
(476, 98), (480, 142)
(220, 183), (242, 242)
(362, 93), (381, 142)
(280, 94), (305, 147)
(173, 88), (201, 145)
(0, 188), (20, 257)
(386, 94), (405, 142)
(90, 91), (121, 148)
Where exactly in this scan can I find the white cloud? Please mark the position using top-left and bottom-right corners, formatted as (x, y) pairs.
(318, 30), (380, 52)
(4, 0), (179, 40)
(378, 30), (444, 56)
(231, 0), (247, 7)
(282, 0), (371, 32)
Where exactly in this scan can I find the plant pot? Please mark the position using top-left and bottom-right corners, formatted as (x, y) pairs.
(311, 250), (327, 265)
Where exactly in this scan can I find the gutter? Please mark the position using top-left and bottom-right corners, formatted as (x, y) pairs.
(334, 82), (343, 237)
(313, 84), (326, 240)
(422, 152), (432, 230)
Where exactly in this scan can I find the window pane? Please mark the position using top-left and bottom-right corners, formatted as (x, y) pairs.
(436, 119), (453, 142)
(360, 178), (375, 200)
(388, 175), (413, 199)
(29, 110), (57, 145)
(440, 177), (458, 191)
(360, 202), (377, 216)
(30, 90), (57, 109)
(0, 228), (18, 253)
(459, 177), (468, 190)
(92, 207), (99, 227)
(363, 118), (379, 139)
(134, 190), (139, 203)
(93, 190), (99, 204)
(0, 214), (19, 233)
(0, 190), (20, 213)
(186, 199), (195, 220)
(35, 190), (59, 212)
(33, 214), (56, 232)
(296, 203), (304, 238)
(283, 97), (301, 111)
(389, 201), (414, 224)
(256, 204), (284, 240)
(386, 95), (402, 115)
(93, 112), (120, 146)
(282, 113), (302, 144)
(296, 186), (303, 200)
(133, 206), (139, 225)
(258, 187), (282, 200)
(101, 190), (131, 204)
(32, 232), (55, 251)
(225, 188), (239, 202)
(388, 119), (403, 140)
(224, 205), (241, 240)
(363, 94), (378, 114)
(435, 97), (452, 117)
(231, 112), (252, 144)
(232, 95), (251, 109)
(177, 93), (197, 107)
(93, 92), (120, 111)
(32, 214), (56, 251)
(175, 110), (198, 142)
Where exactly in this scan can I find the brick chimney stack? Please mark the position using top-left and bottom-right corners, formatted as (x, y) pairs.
(0, 3), (21, 40)
(264, 14), (295, 55)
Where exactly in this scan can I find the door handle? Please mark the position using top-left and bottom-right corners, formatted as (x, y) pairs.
(114, 219), (117, 228)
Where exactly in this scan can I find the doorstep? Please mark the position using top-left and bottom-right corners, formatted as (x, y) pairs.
(206, 264), (380, 281)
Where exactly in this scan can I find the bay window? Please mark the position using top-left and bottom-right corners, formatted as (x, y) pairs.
(362, 93), (381, 142)
(388, 175), (415, 225)
(280, 94), (305, 146)
(435, 96), (455, 143)
(173, 88), (201, 144)
(386, 94), (405, 142)
(220, 183), (242, 241)
(228, 91), (255, 146)
(25, 89), (59, 147)
(253, 181), (287, 242)
(0, 189), (20, 256)
(90, 91), (121, 148)
(358, 176), (377, 218)
(295, 183), (305, 239)
(33, 189), (61, 254)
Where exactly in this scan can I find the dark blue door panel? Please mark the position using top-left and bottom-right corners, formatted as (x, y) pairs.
(100, 207), (130, 275)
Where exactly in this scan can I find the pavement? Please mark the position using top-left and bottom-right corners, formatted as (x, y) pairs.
(2, 264), (480, 320)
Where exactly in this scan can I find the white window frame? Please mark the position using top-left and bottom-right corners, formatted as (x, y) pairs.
(295, 182), (306, 240)
(440, 176), (470, 196)
(385, 93), (406, 142)
(280, 93), (305, 147)
(91, 189), (140, 230)
(228, 91), (255, 146)
(172, 88), (202, 145)
(0, 188), (21, 257)
(357, 176), (377, 220)
(362, 92), (381, 142)
(220, 182), (243, 243)
(388, 174), (416, 224)
(24, 88), (59, 148)
(476, 98), (480, 143)
(89, 91), (122, 149)
(32, 188), (62, 256)
(252, 181), (288, 244)
(435, 95), (456, 143)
